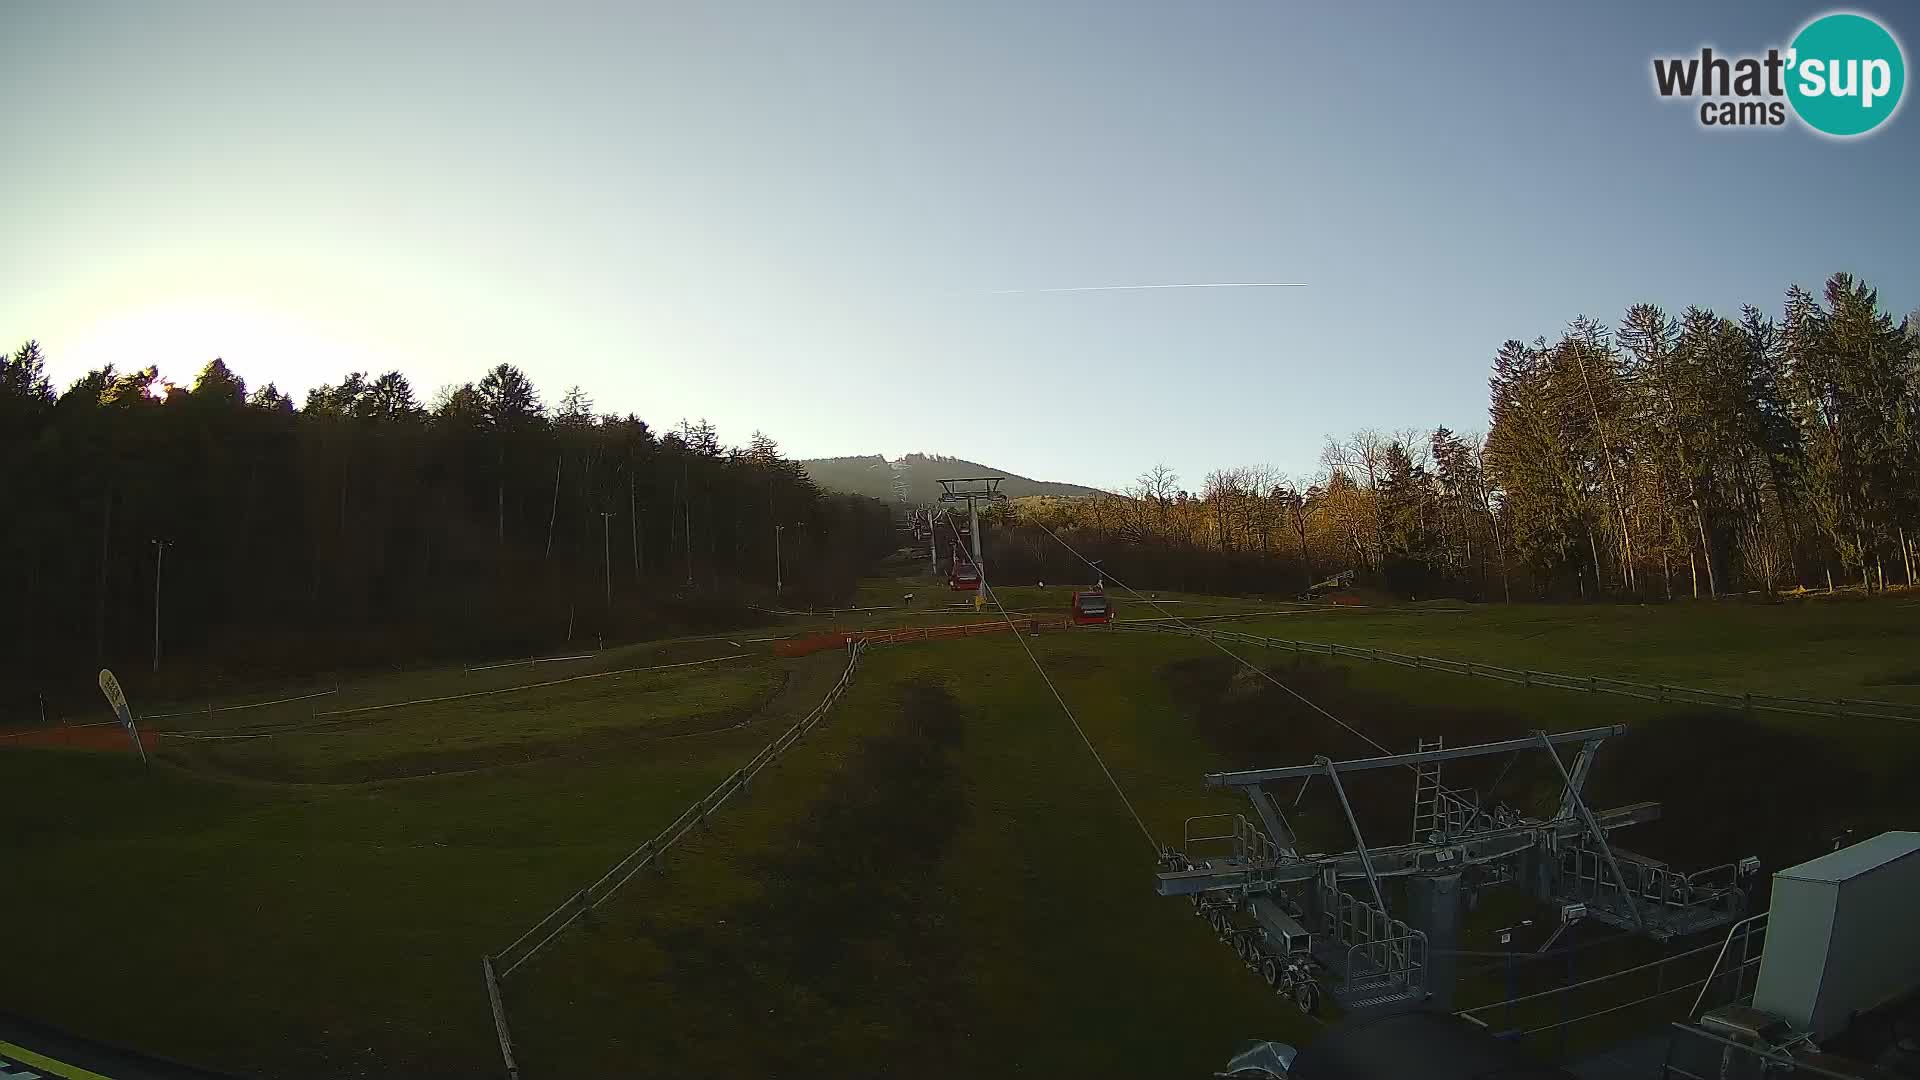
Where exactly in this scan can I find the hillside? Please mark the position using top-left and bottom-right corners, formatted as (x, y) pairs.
(800, 452), (1106, 505)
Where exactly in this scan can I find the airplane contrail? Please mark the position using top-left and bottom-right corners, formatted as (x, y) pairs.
(986, 282), (1308, 295)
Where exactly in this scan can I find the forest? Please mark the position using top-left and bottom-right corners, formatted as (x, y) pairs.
(0, 353), (896, 718)
(999, 273), (1920, 601)
(5, 272), (1914, 716)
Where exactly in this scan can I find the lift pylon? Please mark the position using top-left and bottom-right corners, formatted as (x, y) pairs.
(1160, 725), (1760, 1015)
(936, 477), (1007, 580)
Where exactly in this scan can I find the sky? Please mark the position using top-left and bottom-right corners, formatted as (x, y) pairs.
(4, 1), (1917, 492)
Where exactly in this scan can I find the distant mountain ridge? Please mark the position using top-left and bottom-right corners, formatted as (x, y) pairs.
(799, 453), (1106, 504)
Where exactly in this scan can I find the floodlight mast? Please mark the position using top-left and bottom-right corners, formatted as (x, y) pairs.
(936, 478), (1008, 576)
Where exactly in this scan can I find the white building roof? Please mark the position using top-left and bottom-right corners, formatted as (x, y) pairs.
(1776, 831), (1920, 885)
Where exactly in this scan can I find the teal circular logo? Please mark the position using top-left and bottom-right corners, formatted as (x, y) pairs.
(1787, 12), (1906, 136)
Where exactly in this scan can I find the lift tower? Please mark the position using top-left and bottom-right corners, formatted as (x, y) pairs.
(936, 477), (1007, 578)
(1159, 726), (1761, 1015)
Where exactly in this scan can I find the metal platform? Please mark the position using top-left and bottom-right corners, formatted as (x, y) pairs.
(1161, 726), (1760, 1011)
(1333, 971), (1426, 1013)
(1551, 841), (1749, 941)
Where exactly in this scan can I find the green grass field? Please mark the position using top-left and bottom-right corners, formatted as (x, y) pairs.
(168, 661), (785, 784)
(1, 581), (1916, 1077)
(0, 647), (849, 1078)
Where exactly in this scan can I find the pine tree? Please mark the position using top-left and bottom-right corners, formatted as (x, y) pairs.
(1, 340), (54, 407)
(1487, 339), (1583, 594)
(557, 385), (595, 428)
(365, 371), (423, 421)
(476, 364), (543, 427)
(191, 357), (247, 406)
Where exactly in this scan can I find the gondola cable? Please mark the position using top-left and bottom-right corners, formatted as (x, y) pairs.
(1027, 518), (1400, 762)
(944, 517), (1159, 853)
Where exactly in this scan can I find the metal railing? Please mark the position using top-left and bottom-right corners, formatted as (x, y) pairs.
(1428, 787), (1484, 839)
(1325, 885), (1423, 989)
(1181, 813), (1283, 868)
(1661, 1023), (1858, 1079)
(1689, 912), (1769, 1018)
(488, 639), (867, 980)
(1181, 814), (1245, 863)
(1346, 932), (1429, 997)
(1559, 844), (1744, 917)
(1238, 816), (1283, 866)
(1456, 936), (1762, 1044)
(1112, 623), (1920, 726)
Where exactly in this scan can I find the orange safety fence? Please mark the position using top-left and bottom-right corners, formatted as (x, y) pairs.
(772, 618), (1073, 657)
(0, 724), (161, 752)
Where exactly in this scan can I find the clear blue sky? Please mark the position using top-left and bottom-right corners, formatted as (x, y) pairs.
(4, 1), (1915, 491)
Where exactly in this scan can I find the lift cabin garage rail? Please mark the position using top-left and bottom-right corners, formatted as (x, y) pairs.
(1160, 726), (1762, 1016)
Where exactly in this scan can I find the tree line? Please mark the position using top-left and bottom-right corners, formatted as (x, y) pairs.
(0, 350), (895, 718)
(1000, 273), (1919, 601)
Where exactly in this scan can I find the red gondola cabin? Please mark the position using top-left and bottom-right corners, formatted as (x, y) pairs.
(949, 561), (981, 591)
(1070, 588), (1112, 624)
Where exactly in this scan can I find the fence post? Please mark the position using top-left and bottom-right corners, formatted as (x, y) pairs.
(482, 955), (521, 1080)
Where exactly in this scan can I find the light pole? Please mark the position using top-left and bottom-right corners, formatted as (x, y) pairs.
(629, 477), (641, 576)
(683, 463), (694, 589)
(774, 524), (785, 597)
(151, 539), (171, 673)
(599, 512), (617, 609)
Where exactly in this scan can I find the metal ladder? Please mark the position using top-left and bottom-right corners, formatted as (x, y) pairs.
(1411, 736), (1444, 842)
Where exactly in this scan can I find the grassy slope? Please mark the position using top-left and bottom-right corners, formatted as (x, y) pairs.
(1, 589), (1915, 1077)
(505, 596), (1920, 1076)
(171, 663), (784, 783)
(44, 636), (771, 733)
(508, 633), (1287, 1079)
(1223, 596), (1920, 703)
(0, 651), (848, 1079)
